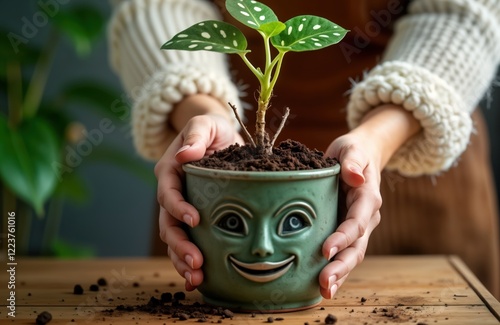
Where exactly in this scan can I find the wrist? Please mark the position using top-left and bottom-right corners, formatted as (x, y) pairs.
(169, 94), (233, 133)
(351, 104), (421, 169)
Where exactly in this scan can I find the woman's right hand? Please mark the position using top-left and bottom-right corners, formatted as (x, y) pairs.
(154, 109), (243, 291)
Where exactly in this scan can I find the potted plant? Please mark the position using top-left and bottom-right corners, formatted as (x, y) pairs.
(162, 0), (347, 312)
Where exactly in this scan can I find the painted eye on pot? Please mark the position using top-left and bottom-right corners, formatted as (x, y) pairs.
(278, 212), (310, 236)
(215, 213), (247, 236)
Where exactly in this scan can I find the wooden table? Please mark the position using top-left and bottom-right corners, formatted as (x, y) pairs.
(1, 255), (499, 324)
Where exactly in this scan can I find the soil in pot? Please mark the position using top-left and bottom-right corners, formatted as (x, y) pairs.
(191, 139), (338, 171)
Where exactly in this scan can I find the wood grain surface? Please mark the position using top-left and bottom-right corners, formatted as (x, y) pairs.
(1, 255), (499, 324)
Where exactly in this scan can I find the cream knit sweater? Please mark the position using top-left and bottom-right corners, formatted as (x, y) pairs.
(108, 0), (500, 176)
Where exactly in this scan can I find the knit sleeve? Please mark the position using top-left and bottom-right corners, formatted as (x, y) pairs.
(108, 0), (243, 160)
(347, 0), (500, 176)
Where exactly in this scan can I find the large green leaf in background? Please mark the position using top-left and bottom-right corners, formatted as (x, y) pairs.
(0, 115), (61, 215)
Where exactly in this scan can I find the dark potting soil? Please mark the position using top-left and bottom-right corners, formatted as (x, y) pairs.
(35, 311), (52, 324)
(192, 139), (338, 171)
(103, 293), (236, 322)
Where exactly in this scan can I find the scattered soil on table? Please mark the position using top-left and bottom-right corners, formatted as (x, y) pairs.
(325, 313), (338, 324)
(192, 139), (338, 171)
(35, 311), (52, 324)
(103, 292), (236, 322)
(73, 284), (83, 295)
(370, 305), (426, 323)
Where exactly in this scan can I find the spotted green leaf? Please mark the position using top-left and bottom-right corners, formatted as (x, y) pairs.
(271, 15), (348, 52)
(226, 0), (278, 33)
(259, 21), (286, 37)
(161, 20), (249, 54)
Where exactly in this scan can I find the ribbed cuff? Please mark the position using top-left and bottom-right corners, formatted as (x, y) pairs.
(347, 61), (473, 176)
(132, 63), (242, 161)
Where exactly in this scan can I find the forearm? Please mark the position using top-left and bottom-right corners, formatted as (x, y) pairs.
(347, 0), (500, 176)
(350, 104), (421, 171)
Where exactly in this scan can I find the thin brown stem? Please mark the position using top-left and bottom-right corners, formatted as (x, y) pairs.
(23, 28), (59, 118)
(229, 102), (256, 147)
(6, 61), (23, 128)
(255, 100), (272, 154)
(270, 107), (290, 148)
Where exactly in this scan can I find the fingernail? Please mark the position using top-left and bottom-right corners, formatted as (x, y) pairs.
(329, 284), (338, 299)
(349, 165), (363, 176)
(176, 145), (191, 156)
(328, 247), (338, 261)
(183, 214), (194, 228)
(184, 271), (193, 286)
(185, 255), (194, 269)
(328, 275), (337, 289)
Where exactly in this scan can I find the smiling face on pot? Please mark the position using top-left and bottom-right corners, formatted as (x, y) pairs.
(214, 199), (317, 283)
(187, 175), (338, 309)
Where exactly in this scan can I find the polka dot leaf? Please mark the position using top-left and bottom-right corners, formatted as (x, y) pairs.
(161, 20), (249, 54)
(271, 15), (348, 52)
(259, 21), (286, 38)
(226, 0), (279, 31)
(160, 0), (349, 152)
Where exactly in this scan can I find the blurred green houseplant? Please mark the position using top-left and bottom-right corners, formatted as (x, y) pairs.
(1, 2), (154, 256)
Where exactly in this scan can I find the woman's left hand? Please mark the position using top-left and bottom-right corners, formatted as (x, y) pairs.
(318, 104), (421, 299)
(319, 133), (382, 298)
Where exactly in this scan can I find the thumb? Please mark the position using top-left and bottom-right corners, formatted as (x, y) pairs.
(174, 117), (214, 163)
(340, 161), (365, 187)
(339, 150), (366, 188)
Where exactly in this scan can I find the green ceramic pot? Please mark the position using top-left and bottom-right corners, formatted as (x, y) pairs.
(183, 163), (340, 312)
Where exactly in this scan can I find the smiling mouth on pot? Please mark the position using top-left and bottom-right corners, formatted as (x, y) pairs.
(228, 255), (295, 283)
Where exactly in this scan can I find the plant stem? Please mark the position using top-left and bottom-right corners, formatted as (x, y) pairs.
(268, 51), (286, 95)
(255, 99), (271, 154)
(42, 197), (63, 255)
(229, 102), (256, 146)
(23, 28), (59, 118)
(270, 107), (290, 147)
(239, 53), (262, 81)
(6, 61), (23, 128)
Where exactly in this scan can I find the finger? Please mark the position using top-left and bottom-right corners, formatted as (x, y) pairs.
(156, 166), (200, 227)
(154, 134), (201, 227)
(319, 211), (380, 296)
(323, 167), (382, 259)
(159, 208), (204, 270)
(167, 247), (204, 290)
(320, 272), (349, 299)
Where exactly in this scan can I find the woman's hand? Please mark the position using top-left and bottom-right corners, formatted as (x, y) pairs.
(319, 104), (421, 298)
(154, 95), (243, 291)
(319, 133), (382, 298)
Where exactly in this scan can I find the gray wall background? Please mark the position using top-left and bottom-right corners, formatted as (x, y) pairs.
(2, 1), (499, 257)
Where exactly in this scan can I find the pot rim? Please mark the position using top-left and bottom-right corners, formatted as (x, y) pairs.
(182, 163), (340, 180)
